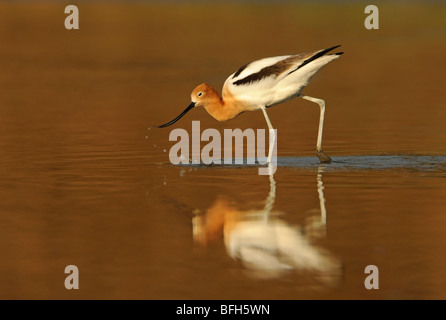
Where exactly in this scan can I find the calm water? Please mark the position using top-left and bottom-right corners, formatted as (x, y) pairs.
(1, 2), (446, 299)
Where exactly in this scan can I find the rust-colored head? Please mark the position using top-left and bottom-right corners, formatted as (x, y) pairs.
(190, 83), (221, 107)
(153, 82), (221, 128)
(192, 83), (241, 122)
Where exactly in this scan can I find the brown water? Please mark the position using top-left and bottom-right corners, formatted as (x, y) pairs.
(1, 2), (446, 300)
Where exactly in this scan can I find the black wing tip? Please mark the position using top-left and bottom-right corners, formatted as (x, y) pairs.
(328, 44), (342, 50)
(293, 45), (343, 72)
(328, 45), (343, 56)
(321, 45), (342, 56)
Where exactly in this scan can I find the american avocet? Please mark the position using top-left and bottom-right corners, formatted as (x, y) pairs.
(155, 45), (343, 164)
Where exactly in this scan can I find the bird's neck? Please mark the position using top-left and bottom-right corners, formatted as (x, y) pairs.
(204, 90), (243, 122)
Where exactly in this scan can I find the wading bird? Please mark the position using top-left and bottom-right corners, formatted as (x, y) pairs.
(154, 45), (343, 164)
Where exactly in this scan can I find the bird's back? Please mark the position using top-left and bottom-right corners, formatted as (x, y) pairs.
(223, 46), (343, 108)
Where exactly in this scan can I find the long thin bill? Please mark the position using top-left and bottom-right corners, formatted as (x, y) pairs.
(154, 102), (196, 128)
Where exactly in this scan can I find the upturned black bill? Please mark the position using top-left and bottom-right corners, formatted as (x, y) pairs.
(154, 102), (196, 128)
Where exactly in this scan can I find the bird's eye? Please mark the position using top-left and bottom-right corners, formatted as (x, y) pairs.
(197, 92), (203, 97)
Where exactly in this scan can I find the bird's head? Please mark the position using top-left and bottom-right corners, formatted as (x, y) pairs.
(190, 83), (219, 108)
(153, 83), (218, 128)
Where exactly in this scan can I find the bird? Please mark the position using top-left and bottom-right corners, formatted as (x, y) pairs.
(153, 45), (343, 164)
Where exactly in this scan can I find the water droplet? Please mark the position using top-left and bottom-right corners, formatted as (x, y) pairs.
(163, 149), (166, 152)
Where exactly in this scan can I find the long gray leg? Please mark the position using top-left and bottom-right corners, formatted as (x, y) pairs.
(261, 107), (276, 165)
(299, 95), (332, 163)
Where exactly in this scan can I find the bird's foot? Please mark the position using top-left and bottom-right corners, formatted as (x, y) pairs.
(316, 149), (332, 164)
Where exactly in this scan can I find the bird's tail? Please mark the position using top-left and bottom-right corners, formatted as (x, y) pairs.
(297, 45), (343, 70)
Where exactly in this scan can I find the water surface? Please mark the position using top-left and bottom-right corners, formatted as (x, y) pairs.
(0, 2), (445, 299)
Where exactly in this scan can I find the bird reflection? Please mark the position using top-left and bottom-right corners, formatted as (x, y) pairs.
(193, 166), (341, 284)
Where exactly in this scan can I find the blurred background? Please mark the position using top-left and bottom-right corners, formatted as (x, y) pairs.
(0, 1), (445, 299)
